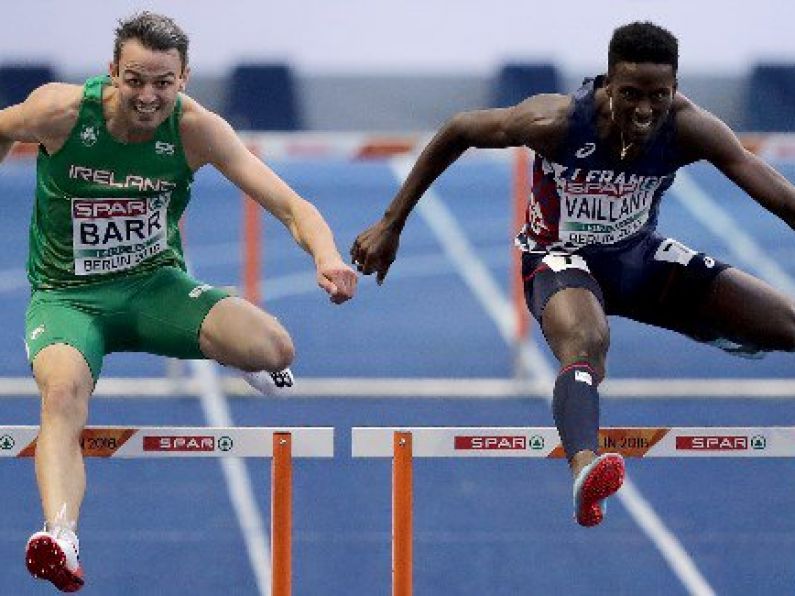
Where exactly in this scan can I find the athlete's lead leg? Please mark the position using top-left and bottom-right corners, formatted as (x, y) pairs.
(540, 287), (624, 526)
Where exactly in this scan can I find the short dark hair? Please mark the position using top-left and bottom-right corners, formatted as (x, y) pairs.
(608, 22), (678, 74)
(114, 12), (189, 71)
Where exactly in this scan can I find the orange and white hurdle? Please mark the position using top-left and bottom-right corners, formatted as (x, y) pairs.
(0, 425), (334, 596)
(352, 425), (795, 596)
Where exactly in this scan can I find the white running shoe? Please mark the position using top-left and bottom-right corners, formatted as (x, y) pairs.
(26, 529), (84, 592)
(242, 367), (295, 394)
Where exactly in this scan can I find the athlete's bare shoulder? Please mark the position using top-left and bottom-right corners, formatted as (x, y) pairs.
(178, 93), (239, 170)
(0, 82), (82, 147)
(506, 93), (572, 155)
(176, 92), (207, 132)
(670, 91), (698, 119)
(671, 91), (740, 163)
(517, 93), (572, 122)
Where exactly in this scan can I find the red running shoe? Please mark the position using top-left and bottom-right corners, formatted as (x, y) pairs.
(573, 453), (625, 527)
(25, 531), (84, 592)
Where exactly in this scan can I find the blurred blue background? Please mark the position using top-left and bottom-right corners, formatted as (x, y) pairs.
(2, 0), (795, 131)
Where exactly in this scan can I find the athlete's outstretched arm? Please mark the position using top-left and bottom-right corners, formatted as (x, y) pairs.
(350, 94), (569, 284)
(677, 103), (795, 229)
(182, 103), (356, 304)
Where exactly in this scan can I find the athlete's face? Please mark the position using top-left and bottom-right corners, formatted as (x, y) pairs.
(606, 62), (676, 145)
(110, 39), (189, 134)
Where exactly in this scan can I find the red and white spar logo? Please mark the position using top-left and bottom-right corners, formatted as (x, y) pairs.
(72, 199), (147, 219)
(143, 435), (215, 452)
(675, 435), (748, 451)
(454, 436), (527, 450)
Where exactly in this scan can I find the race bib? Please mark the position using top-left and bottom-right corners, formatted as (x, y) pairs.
(544, 159), (674, 247)
(71, 194), (169, 276)
(558, 189), (654, 246)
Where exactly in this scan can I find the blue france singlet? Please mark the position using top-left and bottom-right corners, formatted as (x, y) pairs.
(517, 76), (684, 254)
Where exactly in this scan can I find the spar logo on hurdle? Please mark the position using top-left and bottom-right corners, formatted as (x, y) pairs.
(676, 435), (750, 451)
(453, 435), (545, 450)
(143, 435), (217, 452)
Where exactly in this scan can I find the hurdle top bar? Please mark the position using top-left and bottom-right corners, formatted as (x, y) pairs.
(351, 427), (793, 458)
(0, 426), (334, 458)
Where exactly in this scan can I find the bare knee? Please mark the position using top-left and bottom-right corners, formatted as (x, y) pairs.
(232, 316), (295, 372)
(33, 345), (92, 431)
(40, 380), (89, 430)
(201, 298), (296, 371)
(548, 325), (610, 377)
(247, 328), (295, 372)
(541, 287), (610, 376)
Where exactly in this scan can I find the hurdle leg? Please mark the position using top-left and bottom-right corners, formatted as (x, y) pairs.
(272, 432), (292, 596)
(393, 431), (413, 596)
(242, 194), (262, 305)
(511, 147), (531, 380)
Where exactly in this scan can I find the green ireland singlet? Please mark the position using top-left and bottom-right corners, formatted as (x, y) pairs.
(27, 75), (193, 289)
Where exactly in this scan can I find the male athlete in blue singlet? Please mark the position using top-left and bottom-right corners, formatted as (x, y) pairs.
(351, 22), (795, 527)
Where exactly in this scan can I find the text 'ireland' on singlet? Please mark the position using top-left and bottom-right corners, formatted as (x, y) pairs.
(28, 75), (193, 289)
(516, 76), (683, 255)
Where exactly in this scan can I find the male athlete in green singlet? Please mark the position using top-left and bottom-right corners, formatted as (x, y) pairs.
(0, 12), (357, 592)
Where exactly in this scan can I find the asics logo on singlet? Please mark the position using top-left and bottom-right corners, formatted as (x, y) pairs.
(155, 141), (175, 155)
(29, 325), (46, 341)
(575, 142), (596, 158)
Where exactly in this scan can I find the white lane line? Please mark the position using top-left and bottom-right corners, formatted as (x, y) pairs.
(388, 162), (551, 383)
(183, 254), (270, 596)
(190, 359), (272, 596)
(390, 158), (716, 596)
(2, 376), (795, 398)
(618, 482), (715, 595)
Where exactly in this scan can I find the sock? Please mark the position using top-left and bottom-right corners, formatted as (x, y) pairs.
(43, 523), (80, 567)
(552, 362), (600, 461)
(45, 503), (78, 548)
